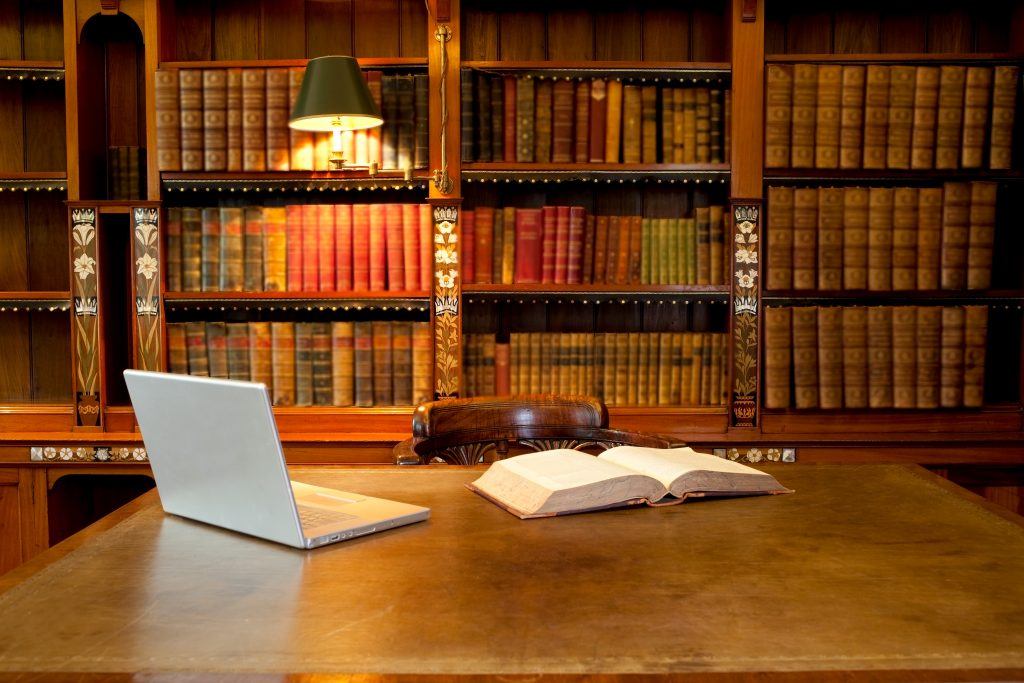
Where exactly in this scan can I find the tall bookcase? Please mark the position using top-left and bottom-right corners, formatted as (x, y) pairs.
(0, 0), (1023, 575)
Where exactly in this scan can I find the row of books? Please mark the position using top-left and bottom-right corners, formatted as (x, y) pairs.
(764, 305), (988, 410)
(461, 71), (731, 165)
(165, 204), (433, 293)
(167, 320), (432, 407)
(156, 68), (429, 172)
(463, 205), (729, 286)
(765, 63), (1019, 170)
(464, 332), (727, 407)
(107, 146), (144, 200)
(766, 182), (998, 292)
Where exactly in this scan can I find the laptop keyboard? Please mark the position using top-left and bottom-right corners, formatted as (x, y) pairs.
(297, 506), (358, 528)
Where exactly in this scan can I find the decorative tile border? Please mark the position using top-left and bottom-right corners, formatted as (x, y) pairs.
(432, 202), (461, 398)
(712, 447), (796, 464)
(731, 201), (760, 427)
(30, 446), (148, 462)
(70, 207), (100, 427)
(132, 207), (161, 371)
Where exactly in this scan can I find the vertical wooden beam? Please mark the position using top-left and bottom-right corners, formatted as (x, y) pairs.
(144, 0), (161, 200)
(730, 0), (763, 200)
(131, 204), (162, 372)
(18, 467), (49, 561)
(428, 0), (461, 398)
(69, 203), (102, 429)
(63, 0), (80, 200)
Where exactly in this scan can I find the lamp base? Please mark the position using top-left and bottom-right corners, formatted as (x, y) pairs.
(328, 150), (346, 171)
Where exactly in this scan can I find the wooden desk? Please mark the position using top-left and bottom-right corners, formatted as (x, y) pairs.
(1, 464), (1024, 682)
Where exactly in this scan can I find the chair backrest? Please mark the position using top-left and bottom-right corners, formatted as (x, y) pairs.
(394, 395), (681, 465)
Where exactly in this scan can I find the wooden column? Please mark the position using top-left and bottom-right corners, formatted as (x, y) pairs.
(729, 0), (765, 428)
(130, 203), (162, 372)
(69, 204), (102, 428)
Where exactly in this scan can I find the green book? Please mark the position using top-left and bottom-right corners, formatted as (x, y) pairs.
(685, 217), (697, 285)
(658, 218), (670, 285)
(641, 218), (652, 285)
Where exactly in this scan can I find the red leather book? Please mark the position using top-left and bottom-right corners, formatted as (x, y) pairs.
(541, 206), (557, 284)
(368, 203), (387, 291)
(552, 79), (575, 163)
(615, 216), (631, 284)
(385, 203), (405, 291)
(300, 204), (318, 291)
(503, 76), (517, 163)
(582, 215), (596, 284)
(402, 203), (420, 291)
(553, 206), (571, 284)
(594, 216), (609, 284)
(462, 209), (476, 285)
(334, 204), (353, 291)
(419, 204), (432, 292)
(567, 206), (586, 285)
(474, 207), (494, 285)
(285, 205), (303, 292)
(514, 208), (543, 284)
(574, 80), (590, 163)
(352, 204), (371, 291)
(316, 204), (334, 292)
(605, 216), (621, 284)
(628, 215), (642, 284)
(589, 79), (607, 162)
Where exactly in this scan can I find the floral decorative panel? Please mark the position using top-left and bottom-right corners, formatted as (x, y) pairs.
(31, 445), (148, 462)
(132, 207), (162, 371)
(731, 202), (760, 427)
(70, 206), (100, 427)
(432, 202), (461, 398)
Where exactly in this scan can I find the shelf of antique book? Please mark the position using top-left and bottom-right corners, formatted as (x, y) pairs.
(760, 405), (1022, 435)
(461, 164), (730, 185)
(765, 53), (1024, 65)
(160, 171), (430, 193)
(762, 291), (1024, 306)
(462, 61), (731, 80)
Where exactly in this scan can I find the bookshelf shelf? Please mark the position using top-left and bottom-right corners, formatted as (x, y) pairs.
(0, 292), (71, 312)
(160, 171), (430, 193)
(163, 291), (430, 312)
(763, 291), (1024, 306)
(462, 163), (730, 184)
(765, 53), (1024, 65)
(464, 284), (730, 304)
(0, 172), (68, 192)
(463, 60), (731, 81)
(764, 169), (1024, 183)
(158, 58), (427, 70)
(760, 406), (1022, 435)
(0, 60), (64, 81)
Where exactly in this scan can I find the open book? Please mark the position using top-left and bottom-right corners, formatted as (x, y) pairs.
(467, 446), (792, 519)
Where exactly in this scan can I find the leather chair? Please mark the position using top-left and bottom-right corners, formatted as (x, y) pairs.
(393, 395), (682, 465)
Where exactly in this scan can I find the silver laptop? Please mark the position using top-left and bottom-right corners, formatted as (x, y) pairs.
(124, 370), (429, 549)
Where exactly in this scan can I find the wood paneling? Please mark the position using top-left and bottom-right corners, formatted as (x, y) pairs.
(212, 0), (259, 60)
(26, 194), (68, 292)
(173, 1), (212, 61)
(0, 314), (31, 402)
(353, 0), (401, 57)
(461, 7), (497, 61)
(261, 0), (306, 59)
(400, 0), (427, 58)
(21, 0), (63, 61)
(594, 9), (642, 61)
(24, 83), (66, 172)
(305, 0), (353, 58)
(928, 8), (972, 53)
(690, 1), (727, 61)
(642, 9), (690, 62)
(0, 4), (21, 61)
(833, 10), (879, 54)
(0, 470), (21, 574)
(0, 197), (29, 291)
(548, 10), (593, 61)
(879, 11), (927, 53)
(31, 314), (71, 402)
(499, 11), (546, 61)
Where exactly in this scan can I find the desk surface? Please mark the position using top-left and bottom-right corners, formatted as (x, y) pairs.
(1, 464), (1024, 682)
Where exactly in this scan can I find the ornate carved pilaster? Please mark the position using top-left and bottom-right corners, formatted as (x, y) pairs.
(70, 206), (101, 427)
(131, 206), (161, 371)
(431, 201), (461, 398)
(731, 201), (761, 427)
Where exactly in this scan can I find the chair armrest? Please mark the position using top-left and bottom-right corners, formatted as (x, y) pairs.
(393, 437), (423, 465)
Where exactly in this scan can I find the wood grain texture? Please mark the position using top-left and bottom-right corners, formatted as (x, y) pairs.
(641, 8), (689, 61)
(26, 194), (67, 291)
(833, 9), (879, 54)
(0, 3), (21, 61)
(29, 313), (71, 402)
(594, 9), (642, 60)
(305, 0), (353, 58)
(499, 10), (545, 61)
(400, 0), (427, 58)
(690, 1), (727, 61)
(548, 10), (594, 61)
(0, 474), (21, 574)
(353, 0), (400, 57)
(0, 314), (31, 402)
(23, 83), (65, 172)
(213, 0), (259, 60)
(0, 83), (25, 172)
(461, 7), (497, 61)
(730, 0), (764, 198)
(20, 0), (62, 61)
(173, 0), (213, 61)
(261, 0), (306, 59)
(0, 196), (28, 290)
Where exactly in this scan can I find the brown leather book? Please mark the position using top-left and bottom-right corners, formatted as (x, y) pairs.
(474, 206), (494, 285)
(225, 323), (251, 382)
(917, 188), (943, 290)
(765, 65), (793, 168)
(616, 215), (631, 285)
(502, 206), (516, 285)
(589, 79), (607, 162)
(765, 185), (794, 290)
(672, 88), (685, 163)
(682, 89), (697, 164)
(311, 322), (332, 406)
(474, 72), (492, 163)
(940, 306), (966, 408)
(533, 79), (553, 163)
(915, 306), (941, 409)
(910, 66), (939, 169)
(293, 322), (314, 407)
(184, 322), (209, 376)
(242, 206), (263, 291)
(249, 321), (273, 393)
(574, 80), (590, 163)
(225, 68), (243, 171)
(206, 322), (229, 379)
(270, 322), (295, 406)
(695, 207), (711, 285)
(709, 89), (723, 163)
(892, 188), (919, 291)
(792, 188), (818, 290)
(641, 85), (658, 164)
(167, 323), (188, 374)
(200, 208), (221, 292)
(866, 306), (893, 408)
(594, 215), (609, 284)
(552, 78), (574, 163)
(791, 306), (819, 409)
(841, 307), (868, 409)
(622, 85), (642, 164)
(963, 306), (988, 408)
(967, 181), (997, 290)
(353, 321), (374, 407)
(626, 214), (642, 285)
(391, 322), (413, 405)
(839, 65), (864, 169)
(490, 76), (504, 163)
(329, 321), (354, 407)
(181, 208), (202, 291)
(463, 335), (477, 397)
(165, 207), (183, 292)
(886, 66), (915, 170)
(709, 205), (725, 285)
(817, 307), (843, 409)
(261, 206), (286, 291)
(218, 207), (244, 291)
(679, 334), (693, 407)
(241, 68), (266, 171)
(724, 89), (732, 161)
(606, 79), (622, 163)
(516, 77), (535, 163)
(503, 76), (517, 163)
(814, 65), (841, 169)
(202, 69), (228, 171)
(892, 306), (917, 409)
(582, 214), (596, 284)
(867, 187), (894, 291)
(155, 69), (181, 171)
(940, 181), (970, 290)
(764, 306), (792, 409)
(371, 321), (393, 406)
(989, 66), (1019, 170)
(790, 64), (818, 169)
(936, 65), (966, 169)
(412, 322), (432, 405)
(288, 68), (313, 171)
(842, 187), (869, 290)
(688, 333), (703, 407)
(695, 87), (711, 163)
(660, 87), (675, 164)
(863, 65), (890, 170)
(818, 188), (844, 290)
(961, 66), (993, 169)
(266, 68), (290, 171)
(179, 69), (203, 171)
(482, 335), (497, 396)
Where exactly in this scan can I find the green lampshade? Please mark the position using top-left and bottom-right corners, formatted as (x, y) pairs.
(288, 56), (383, 132)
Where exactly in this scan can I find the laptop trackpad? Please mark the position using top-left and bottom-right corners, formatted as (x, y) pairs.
(309, 491), (365, 505)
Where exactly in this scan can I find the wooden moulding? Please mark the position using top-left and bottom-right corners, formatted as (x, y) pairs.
(157, 58), (427, 70)
(760, 405), (1023, 434)
(766, 52), (1024, 64)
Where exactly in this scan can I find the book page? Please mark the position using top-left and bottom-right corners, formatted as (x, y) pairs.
(498, 449), (640, 491)
(598, 446), (780, 491)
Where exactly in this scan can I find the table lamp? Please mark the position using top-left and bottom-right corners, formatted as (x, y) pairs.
(288, 56), (383, 170)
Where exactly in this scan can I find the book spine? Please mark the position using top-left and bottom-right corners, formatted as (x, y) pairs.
(764, 306), (792, 409)
(791, 306), (819, 409)
(863, 65), (890, 170)
(499, 207), (514, 285)
(582, 214), (596, 284)
(475, 207), (494, 285)
(317, 204), (335, 291)
(817, 307), (843, 409)
(696, 207), (711, 285)
(961, 67), (993, 169)
(531, 80), (550, 163)
(552, 79), (574, 163)
(225, 322), (251, 382)
(709, 88), (723, 163)
(218, 207), (244, 291)
(660, 87), (675, 164)
(265, 68), (290, 171)
(867, 306), (893, 408)
(842, 306), (869, 409)
(223, 68), (242, 171)
(513, 208), (542, 284)
(672, 88), (685, 162)
(891, 187), (919, 292)
(270, 322), (295, 406)
(414, 74), (429, 169)
(329, 321), (354, 407)
(300, 204), (319, 291)
(892, 306), (917, 408)
(710, 205), (725, 285)
(867, 187), (894, 291)
(682, 89), (697, 163)
(420, 204), (433, 291)
(574, 80), (590, 163)
(568, 207), (586, 285)
(593, 215), (608, 285)
(839, 65), (864, 169)
(886, 66), (915, 169)
(910, 66), (939, 170)
(790, 64), (817, 168)
(350, 204), (370, 290)
(165, 207), (183, 292)
(516, 76), (535, 163)
(460, 70), (475, 162)
(589, 79), (607, 162)
(395, 75), (415, 170)
(621, 85), (642, 164)
(401, 203), (421, 291)
(963, 306), (988, 407)
(206, 322), (228, 379)
(792, 189), (818, 290)
(288, 68), (313, 171)
(184, 322), (209, 376)
(989, 66), (1019, 170)
(372, 321), (393, 406)
(841, 187), (869, 290)
(473, 71), (491, 163)
(200, 208), (221, 292)
(333, 205), (353, 291)
(241, 68), (266, 171)
(940, 306), (966, 408)
(915, 306), (942, 409)
(249, 322), (273, 392)
(817, 187), (843, 290)
(382, 75), (399, 168)
(814, 65), (841, 169)
(490, 76), (504, 162)
(503, 76), (516, 162)
(936, 65), (966, 170)
(412, 322), (433, 404)
(155, 69), (181, 171)
(553, 206), (570, 284)
(391, 322), (413, 405)
(368, 204), (387, 291)
(179, 70), (203, 171)
(353, 321), (374, 407)
(604, 79), (623, 163)
(767, 187), (794, 290)
(293, 322), (313, 406)
(917, 188), (943, 290)
(967, 181), (997, 290)
(262, 207), (287, 292)
(940, 181), (970, 290)
(366, 71), (383, 166)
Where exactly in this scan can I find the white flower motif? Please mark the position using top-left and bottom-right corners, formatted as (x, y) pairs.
(738, 220), (755, 234)
(59, 447), (73, 461)
(766, 448), (781, 462)
(735, 269), (758, 289)
(43, 446), (57, 460)
(735, 233), (746, 244)
(96, 448), (110, 462)
(436, 269), (458, 289)
(133, 448), (147, 461)
(136, 253), (158, 280)
(435, 246), (457, 265)
(727, 448), (741, 461)
(74, 254), (96, 280)
(437, 220), (455, 235)
(73, 222), (95, 246)
(135, 221), (158, 246)
(735, 245), (758, 264)
(746, 448), (764, 463)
